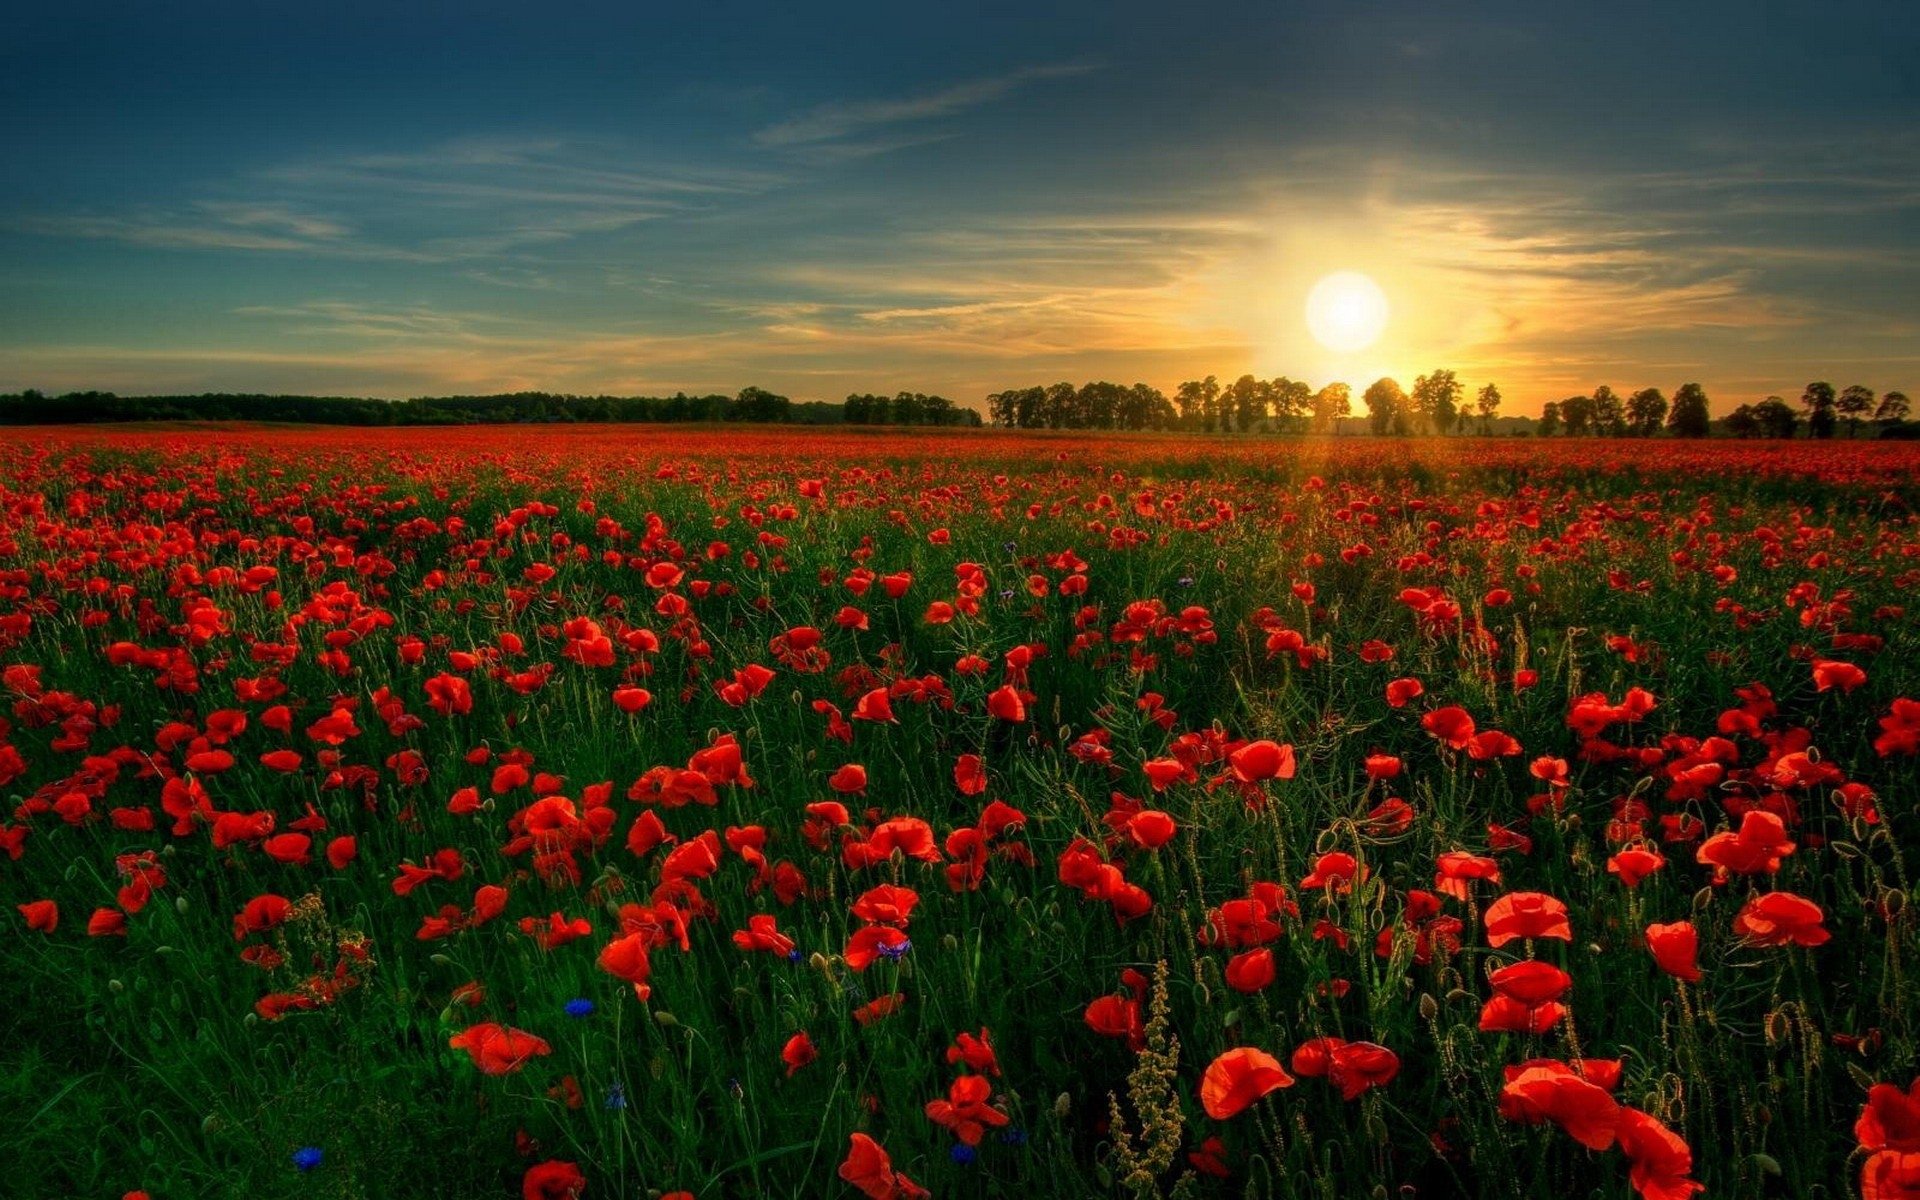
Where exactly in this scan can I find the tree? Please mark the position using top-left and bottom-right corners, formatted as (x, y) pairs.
(1668, 383), (1710, 438)
(1537, 401), (1561, 437)
(1270, 378), (1312, 432)
(1474, 383), (1501, 434)
(1410, 370), (1461, 434)
(1310, 382), (1351, 434)
(1224, 375), (1266, 432)
(1756, 395), (1799, 439)
(1724, 404), (1759, 438)
(1590, 385), (1625, 436)
(1875, 390), (1910, 425)
(1625, 387), (1668, 436)
(1559, 393), (1596, 437)
(1801, 381), (1837, 439)
(1837, 385), (1875, 437)
(732, 386), (792, 422)
(1363, 377), (1405, 437)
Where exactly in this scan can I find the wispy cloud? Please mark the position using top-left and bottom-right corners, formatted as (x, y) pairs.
(753, 61), (1097, 148)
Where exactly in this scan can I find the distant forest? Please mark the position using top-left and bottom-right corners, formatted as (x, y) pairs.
(0, 387), (982, 428)
(2, 376), (1912, 438)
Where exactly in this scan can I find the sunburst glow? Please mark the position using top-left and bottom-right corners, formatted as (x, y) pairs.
(1305, 271), (1389, 354)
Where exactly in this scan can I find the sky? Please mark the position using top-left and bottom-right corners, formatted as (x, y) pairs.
(2, 1), (1915, 415)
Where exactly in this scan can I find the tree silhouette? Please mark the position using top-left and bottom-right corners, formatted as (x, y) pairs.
(1363, 377), (1405, 436)
(1625, 387), (1668, 436)
(1801, 381), (1837, 439)
(1668, 383), (1710, 438)
(1837, 385), (1874, 437)
(1474, 383), (1501, 434)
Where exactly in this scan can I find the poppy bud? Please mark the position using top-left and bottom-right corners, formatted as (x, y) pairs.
(654, 1011), (679, 1027)
(1419, 993), (1439, 1021)
(1053, 1093), (1072, 1120)
(175, 896), (190, 914)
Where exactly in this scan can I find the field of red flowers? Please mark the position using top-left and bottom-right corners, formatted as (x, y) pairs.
(3, 424), (1918, 1200)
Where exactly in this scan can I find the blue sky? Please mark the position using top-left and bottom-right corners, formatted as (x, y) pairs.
(2, 1), (1914, 412)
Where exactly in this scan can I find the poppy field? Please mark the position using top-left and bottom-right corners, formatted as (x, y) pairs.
(4, 424), (1920, 1200)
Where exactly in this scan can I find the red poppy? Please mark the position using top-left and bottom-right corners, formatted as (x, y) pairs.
(449, 1023), (552, 1075)
(1858, 1077), (1920, 1152)
(1732, 891), (1829, 947)
(1421, 705), (1476, 749)
(1607, 846), (1667, 888)
(837, 1133), (928, 1200)
(1199, 1047), (1295, 1119)
(985, 685), (1026, 722)
(1498, 1064), (1620, 1150)
(1696, 810), (1796, 876)
(1645, 921), (1702, 982)
(924, 1073), (1010, 1145)
(1484, 892), (1573, 946)
(1223, 947), (1276, 993)
(1228, 739), (1295, 782)
(17, 899), (57, 932)
(781, 1031), (817, 1076)
(1615, 1107), (1703, 1200)
(521, 1160), (585, 1200)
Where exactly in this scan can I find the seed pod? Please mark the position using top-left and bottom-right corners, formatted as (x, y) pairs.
(1765, 1010), (1789, 1044)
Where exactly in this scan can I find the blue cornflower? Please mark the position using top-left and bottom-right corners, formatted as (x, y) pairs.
(564, 998), (595, 1018)
(291, 1146), (323, 1172)
(999, 1127), (1029, 1147)
(877, 937), (913, 961)
(604, 1080), (628, 1111)
(950, 1143), (978, 1166)
(786, 947), (803, 964)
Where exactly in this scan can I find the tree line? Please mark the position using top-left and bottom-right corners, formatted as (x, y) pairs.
(0, 388), (983, 428)
(1717, 383), (1911, 440)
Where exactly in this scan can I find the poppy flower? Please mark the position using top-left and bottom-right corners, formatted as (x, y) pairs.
(985, 685), (1026, 722)
(1732, 891), (1830, 947)
(924, 1074), (1010, 1145)
(837, 1133), (928, 1200)
(1484, 892), (1573, 946)
(1385, 677), (1424, 708)
(1645, 921), (1702, 982)
(850, 884), (919, 926)
(1608, 846), (1667, 888)
(1857, 1076), (1920, 1152)
(1615, 1107), (1703, 1200)
(1223, 947), (1276, 993)
(1125, 809), (1178, 849)
(449, 1023), (553, 1075)
(828, 763), (869, 795)
(781, 1031), (817, 1076)
(1199, 1047), (1295, 1119)
(946, 1028), (1000, 1076)
(1498, 1064), (1620, 1150)
(1228, 739), (1295, 783)
(1697, 809), (1796, 876)
(732, 913), (795, 957)
(17, 899), (57, 932)
(1861, 1151), (1920, 1200)
(521, 1160), (585, 1200)
(1422, 706), (1476, 749)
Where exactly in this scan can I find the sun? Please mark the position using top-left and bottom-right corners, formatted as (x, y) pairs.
(1305, 271), (1389, 354)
